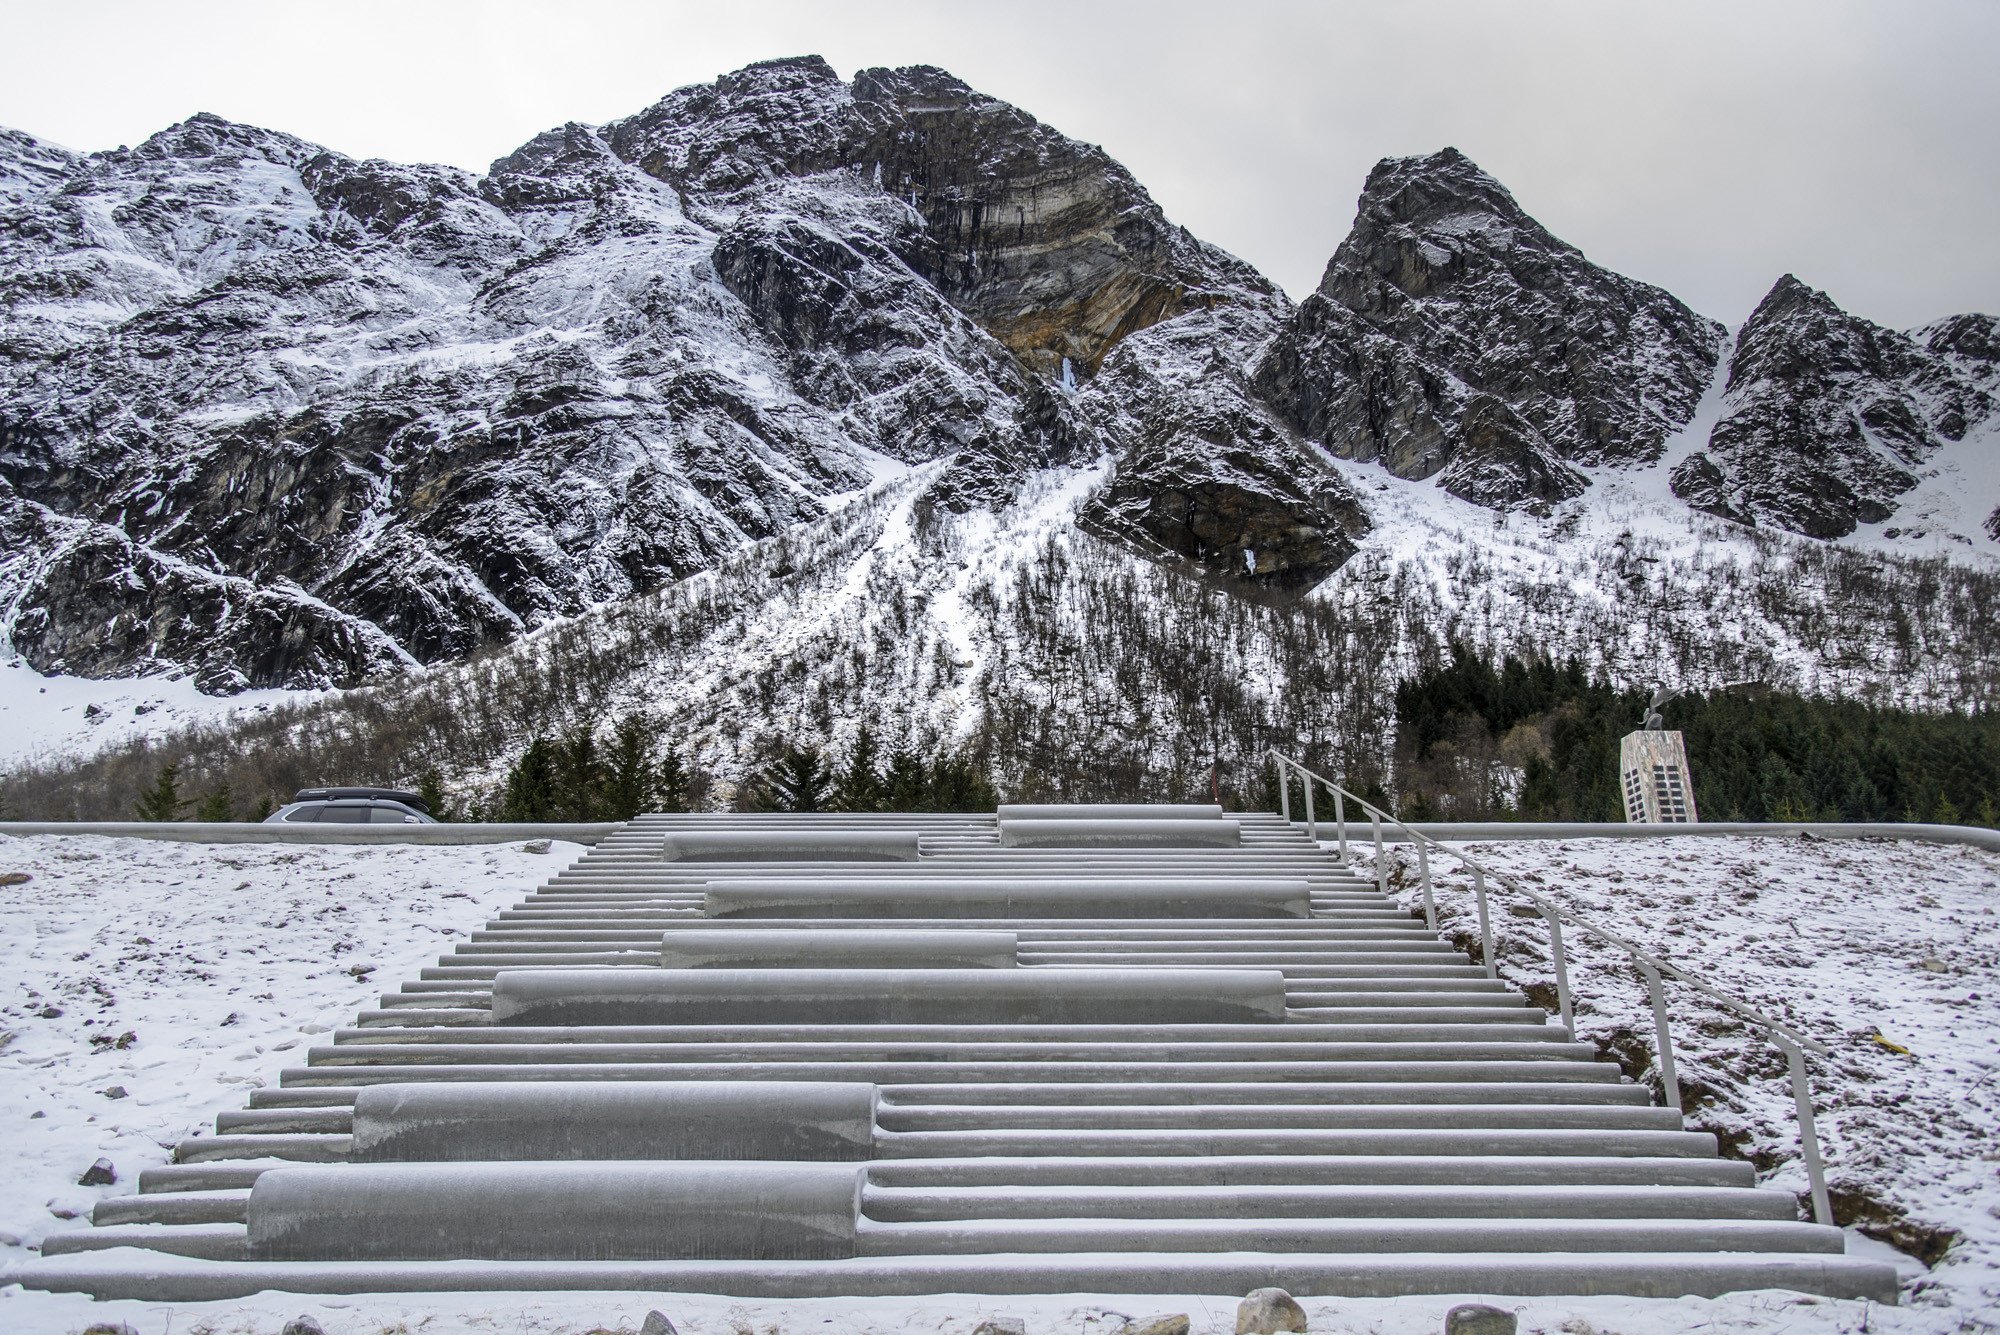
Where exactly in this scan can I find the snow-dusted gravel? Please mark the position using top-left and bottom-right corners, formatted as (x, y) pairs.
(0, 830), (1994, 1334)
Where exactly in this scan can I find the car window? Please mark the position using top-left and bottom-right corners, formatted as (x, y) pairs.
(369, 805), (415, 824)
(281, 806), (318, 823)
(317, 804), (371, 823)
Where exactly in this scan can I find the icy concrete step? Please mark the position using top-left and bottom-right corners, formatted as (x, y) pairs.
(867, 1127), (1718, 1159)
(41, 1223), (248, 1260)
(857, 1182), (1797, 1222)
(95, 1190), (251, 1226)
(850, 1216), (1841, 1256)
(863, 1154), (1757, 1189)
(283, 1059), (1629, 1086)
(871, 1103), (1683, 1132)
(1, 1250), (1903, 1303)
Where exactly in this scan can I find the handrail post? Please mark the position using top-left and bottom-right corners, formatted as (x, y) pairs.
(1370, 813), (1386, 896)
(1277, 756), (1290, 825)
(1636, 958), (1681, 1112)
(1781, 1038), (1835, 1226)
(1303, 770), (1318, 844)
(1416, 839), (1436, 931)
(1540, 902), (1574, 1033)
(1333, 789), (1349, 864)
(1473, 867), (1496, 980)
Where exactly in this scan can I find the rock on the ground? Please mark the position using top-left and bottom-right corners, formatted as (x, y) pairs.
(1235, 1287), (1308, 1334)
(74, 1157), (114, 1186)
(1443, 1303), (1517, 1335)
(639, 1311), (679, 1335)
(1126, 1317), (1191, 1335)
(972, 1319), (1027, 1335)
(279, 1318), (326, 1335)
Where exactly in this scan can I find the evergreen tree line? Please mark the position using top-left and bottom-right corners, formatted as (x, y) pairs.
(735, 728), (997, 813)
(1390, 644), (2000, 824)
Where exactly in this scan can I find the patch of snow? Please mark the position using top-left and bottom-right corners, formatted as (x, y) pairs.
(0, 656), (323, 771)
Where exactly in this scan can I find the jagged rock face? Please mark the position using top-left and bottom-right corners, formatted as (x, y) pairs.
(0, 61), (1276, 691)
(1077, 301), (1368, 590)
(1672, 276), (1997, 538)
(1255, 148), (1723, 509)
(606, 57), (1269, 376)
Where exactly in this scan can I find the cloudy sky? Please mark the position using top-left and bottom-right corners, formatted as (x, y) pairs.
(4, 0), (1995, 329)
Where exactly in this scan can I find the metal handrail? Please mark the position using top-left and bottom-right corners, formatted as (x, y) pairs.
(1267, 749), (1836, 1227)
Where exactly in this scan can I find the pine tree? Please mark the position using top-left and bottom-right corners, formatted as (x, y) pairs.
(193, 784), (235, 823)
(416, 770), (453, 822)
(552, 726), (603, 821)
(248, 794), (275, 822)
(760, 745), (830, 813)
(600, 716), (657, 820)
(883, 749), (929, 812)
(134, 764), (188, 822)
(657, 748), (692, 814)
(833, 727), (885, 812)
(500, 739), (560, 821)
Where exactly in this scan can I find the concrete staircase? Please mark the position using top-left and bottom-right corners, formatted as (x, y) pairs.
(15, 806), (1897, 1302)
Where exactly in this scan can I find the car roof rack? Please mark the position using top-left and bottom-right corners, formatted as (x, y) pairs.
(291, 786), (431, 814)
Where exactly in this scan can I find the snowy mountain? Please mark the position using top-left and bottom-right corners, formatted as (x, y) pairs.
(0, 55), (1996, 730)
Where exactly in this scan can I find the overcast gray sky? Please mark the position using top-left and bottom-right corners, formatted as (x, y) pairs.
(4, 0), (1995, 330)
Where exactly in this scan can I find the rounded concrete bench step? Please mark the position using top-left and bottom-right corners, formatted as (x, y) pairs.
(660, 929), (1020, 969)
(329, 1022), (1576, 1045)
(217, 1109), (354, 1135)
(95, 1190), (251, 1226)
(869, 1127), (1717, 1159)
(655, 830), (922, 862)
(41, 1223), (248, 1261)
(487, 967), (1291, 1026)
(998, 818), (1241, 849)
(703, 878), (1304, 919)
(283, 1059), (1627, 1087)
(852, 1216), (1840, 1256)
(142, 1163), (289, 1193)
(305, 1042), (1602, 1069)
(350, 1082), (877, 1162)
(873, 1103), (1684, 1132)
(879, 1081), (1653, 1107)
(859, 1183), (1797, 1222)
(864, 1153), (1755, 1189)
(0, 1250), (1902, 1303)
(174, 1134), (351, 1164)
(997, 804), (1226, 821)
(247, 1162), (862, 1261)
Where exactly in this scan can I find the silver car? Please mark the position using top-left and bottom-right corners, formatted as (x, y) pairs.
(265, 786), (436, 824)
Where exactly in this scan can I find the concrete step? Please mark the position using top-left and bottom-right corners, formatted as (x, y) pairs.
(0, 1250), (1902, 1302)
(282, 1060), (1629, 1087)
(95, 1191), (251, 1226)
(849, 1216), (1841, 1256)
(862, 1154), (1756, 1188)
(301, 1040), (1603, 1066)
(857, 1182), (1794, 1221)
(174, 1135), (351, 1164)
(867, 1127), (1717, 1159)
(871, 1103), (1683, 1132)
(40, 1224), (248, 1260)
(325, 1023), (1575, 1045)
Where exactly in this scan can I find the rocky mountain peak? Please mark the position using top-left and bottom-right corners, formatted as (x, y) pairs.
(1672, 275), (1996, 539)
(1255, 147), (1724, 510)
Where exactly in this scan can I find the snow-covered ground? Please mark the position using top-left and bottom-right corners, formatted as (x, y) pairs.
(0, 834), (583, 1276)
(0, 654), (322, 770)
(0, 830), (1994, 1332)
(1369, 832), (2000, 1330)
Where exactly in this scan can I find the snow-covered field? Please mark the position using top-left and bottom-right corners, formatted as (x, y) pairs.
(0, 831), (1994, 1333)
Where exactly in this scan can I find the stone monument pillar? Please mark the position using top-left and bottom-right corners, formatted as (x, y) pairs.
(1619, 729), (1698, 823)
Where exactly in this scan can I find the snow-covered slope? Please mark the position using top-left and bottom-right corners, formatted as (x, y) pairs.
(1, 55), (1997, 770)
